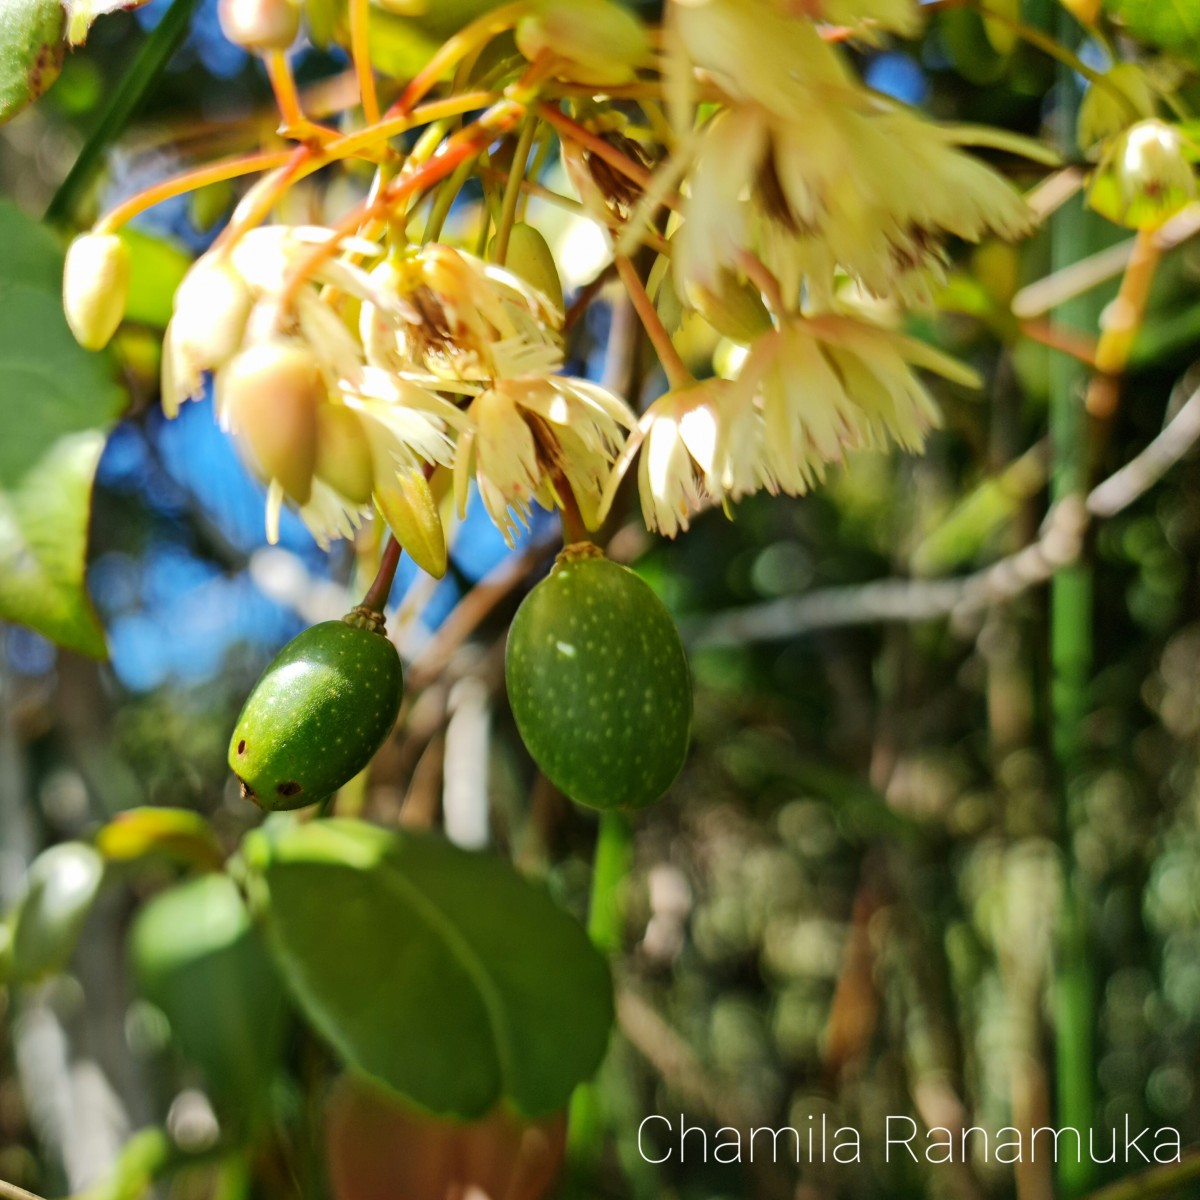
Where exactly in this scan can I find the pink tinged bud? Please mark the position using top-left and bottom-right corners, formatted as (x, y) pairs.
(217, 0), (300, 53)
(221, 341), (322, 506)
(63, 232), (130, 351)
(314, 405), (375, 505)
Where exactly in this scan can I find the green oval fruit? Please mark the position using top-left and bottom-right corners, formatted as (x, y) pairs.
(505, 546), (691, 810)
(229, 612), (403, 811)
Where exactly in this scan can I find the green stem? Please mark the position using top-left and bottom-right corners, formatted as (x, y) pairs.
(518, 127), (552, 223)
(566, 810), (633, 1181)
(46, 0), (203, 225)
(422, 154), (477, 244)
(586, 809), (632, 955)
(1050, 17), (1098, 1199)
(491, 116), (537, 265)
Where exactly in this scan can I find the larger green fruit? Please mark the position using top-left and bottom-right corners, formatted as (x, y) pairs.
(506, 546), (691, 810)
(229, 611), (403, 811)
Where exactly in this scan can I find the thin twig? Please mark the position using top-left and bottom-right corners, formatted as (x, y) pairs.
(691, 384), (1200, 647)
(1084, 1150), (1200, 1200)
(0, 1180), (48, 1200)
(407, 537), (558, 691)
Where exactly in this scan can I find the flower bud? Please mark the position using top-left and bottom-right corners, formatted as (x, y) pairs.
(1088, 119), (1196, 231)
(684, 271), (773, 343)
(63, 232), (130, 351)
(515, 0), (649, 86)
(314, 405), (375, 505)
(220, 341), (321, 505)
(494, 223), (564, 312)
(375, 467), (447, 579)
(217, 0), (300, 53)
(172, 255), (253, 374)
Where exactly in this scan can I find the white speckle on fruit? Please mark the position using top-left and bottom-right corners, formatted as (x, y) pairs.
(556, 640), (576, 657)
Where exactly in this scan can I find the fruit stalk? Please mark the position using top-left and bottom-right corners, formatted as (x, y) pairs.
(552, 466), (590, 545)
(359, 536), (403, 616)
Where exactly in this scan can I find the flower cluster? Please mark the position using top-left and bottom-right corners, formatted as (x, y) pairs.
(63, 0), (1055, 555)
(156, 226), (636, 560)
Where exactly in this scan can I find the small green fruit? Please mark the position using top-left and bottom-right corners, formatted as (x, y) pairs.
(505, 546), (691, 810)
(229, 612), (403, 811)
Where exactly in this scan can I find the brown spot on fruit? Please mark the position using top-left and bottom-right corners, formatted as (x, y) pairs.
(238, 777), (256, 800)
(227, 618), (403, 812)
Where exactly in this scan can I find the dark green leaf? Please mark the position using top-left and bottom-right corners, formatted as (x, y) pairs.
(10, 841), (104, 981)
(0, 0), (65, 125)
(244, 819), (613, 1119)
(131, 873), (288, 1118)
(0, 200), (127, 657)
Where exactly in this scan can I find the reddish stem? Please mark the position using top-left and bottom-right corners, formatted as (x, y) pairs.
(360, 536), (403, 615)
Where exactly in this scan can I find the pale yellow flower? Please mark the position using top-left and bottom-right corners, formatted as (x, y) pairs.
(291, 368), (466, 550)
(603, 311), (979, 537)
(729, 312), (977, 494)
(601, 379), (763, 538)
(669, 0), (1033, 306)
(676, 100), (1034, 306)
(361, 244), (563, 383)
(454, 375), (635, 545)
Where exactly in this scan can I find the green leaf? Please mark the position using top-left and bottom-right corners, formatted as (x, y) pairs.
(0, 0), (65, 125)
(119, 228), (191, 331)
(10, 841), (105, 981)
(244, 819), (613, 1119)
(1106, 0), (1200, 63)
(131, 873), (288, 1119)
(0, 200), (126, 657)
